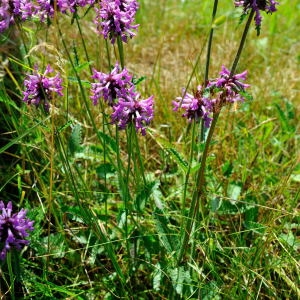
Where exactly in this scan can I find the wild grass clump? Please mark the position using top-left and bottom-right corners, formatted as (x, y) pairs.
(0, 0), (299, 299)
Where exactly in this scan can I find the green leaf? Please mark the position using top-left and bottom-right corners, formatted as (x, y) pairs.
(279, 232), (300, 251)
(75, 61), (93, 72)
(152, 180), (164, 210)
(68, 123), (82, 155)
(132, 75), (146, 85)
(153, 208), (177, 254)
(244, 206), (258, 223)
(166, 147), (188, 173)
(96, 162), (116, 179)
(152, 263), (162, 291)
(210, 197), (221, 213)
(274, 99), (296, 134)
(227, 183), (242, 202)
(143, 234), (159, 255)
(67, 76), (91, 87)
(200, 281), (221, 300)
(168, 266), (191, 296)
(212, 15), (227, 28)
(244, 221), (266, 234)
(97, 130), (117, 153)
(135, 180), (157, 212)
(222, 161), (233, 177)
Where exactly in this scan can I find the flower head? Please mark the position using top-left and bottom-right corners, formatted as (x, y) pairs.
(111, 93), (154, 135)
(208, 65), (250, 104)
(23, 65), (63, 113)
(173, 85), (214, 128)
(174, 66), (250, 128)
(0, 0), (36, 32)
(94, 0), (139, 44)
(0, 201), (34, 260)
(235, 0), (279, 34)
(91, 63), (134, 106)
(0, 0), (12, 32)
(36, 0), (95, 18)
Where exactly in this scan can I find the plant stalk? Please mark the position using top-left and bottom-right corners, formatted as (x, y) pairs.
(177, 8), (255, 265)
(201, 0), (219, 142)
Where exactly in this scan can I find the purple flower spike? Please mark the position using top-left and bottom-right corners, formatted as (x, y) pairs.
(208, 66), (250, 104)
(0, 0), (36, 32)
(111, 93), (154, 135)
(94, 0), (139, 44)
(0, 201), (34, 260)
(0, 0), (12, 32)
(91, 63), (134, 106)
(174, 67), (250, 128)
(173, 85), (214, 128)
(23, 65), (63, 113)
(36, 0), (95, 20)
(235, 0), (279, 33)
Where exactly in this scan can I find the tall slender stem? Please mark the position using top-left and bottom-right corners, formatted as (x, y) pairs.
(117, 36), (125, 69)
(177, 9), (255, 265)
(177, 113), (219, 264)
(201, 0), (219, 141)
(75, 13), (93, 75)
(204, 0), (219, 83)
(182, 120), (196, 211)
(7, 252), (15, 300)
(230, 9), (255, 76)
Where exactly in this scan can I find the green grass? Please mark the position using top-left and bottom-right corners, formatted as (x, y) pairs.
(0, 0), (299, 299)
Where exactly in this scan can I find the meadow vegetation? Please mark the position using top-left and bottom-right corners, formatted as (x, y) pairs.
(0, 0), (299, 299)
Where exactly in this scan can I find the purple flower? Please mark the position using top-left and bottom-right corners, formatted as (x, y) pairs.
(0, 201), (34, 260)
(173, 85), (214, 128)
(235, 0), (279, 33)
(23, 64), (63, 113)
(208, 65), (250, 104)
(174, 67), (250, 128)
(91, 63), (134, 106)
(35, 0), (94, 20)
(94, 0), (139, 44)
(0, 0), (36, 32)
(111, 93), (154, 135)
(0, 0), (12, 32)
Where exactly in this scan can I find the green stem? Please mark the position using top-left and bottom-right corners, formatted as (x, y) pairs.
(201, 0), (218, 142)
(57, 23), (114, 162)
(105, 39), (112, 68)
(132, 127), (147, 186)
(115, 126), (128, 201)
(204, 0), (219, 83)
(177, 113), (219, 264)
(182, 120), (196, 211)
(7, 252), (15, 300)
(74, 12), (93, 75)
(117, 36), (125, 69)
(15, 22), (32, 69)
(124, 126), (133, 248)
(230, 9), (255, 76)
